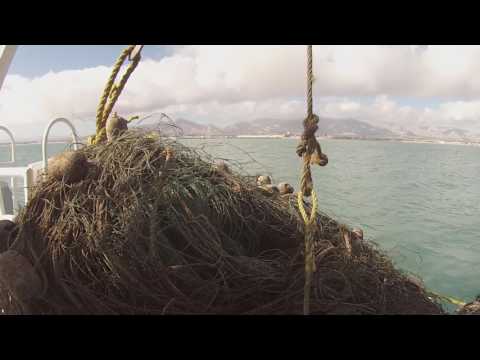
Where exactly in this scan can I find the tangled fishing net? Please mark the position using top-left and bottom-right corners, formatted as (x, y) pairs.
(1, 130), (444, 314)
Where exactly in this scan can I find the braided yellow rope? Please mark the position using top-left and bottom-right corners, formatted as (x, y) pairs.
(307, 45), (313, 119)
(297, 189), (318, 225)
(92, 45), (142, 144)
(101, 54), (141, 127)
(95, 45), (135, 134)
(299, 45), (320, 315)
(427, 291), (466, 307)
(297, 189), (318, 315)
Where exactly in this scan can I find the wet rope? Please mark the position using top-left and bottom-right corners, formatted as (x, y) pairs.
(427, 291), (466, 307)
(296, 45), (328, 315)
(92, 45), (142, 144)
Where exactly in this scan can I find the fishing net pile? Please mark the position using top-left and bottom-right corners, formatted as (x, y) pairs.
(1, 130), (444, 314)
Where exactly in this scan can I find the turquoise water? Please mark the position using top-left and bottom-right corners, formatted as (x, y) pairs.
(1, 138), (479, 309)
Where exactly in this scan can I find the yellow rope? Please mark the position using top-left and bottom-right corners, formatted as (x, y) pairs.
(298, 45), (324, 315)
(101, 54), (141, 127)
(307, 45), (313, 118)
(92, 45), (142, 144)
(297, 189), (318, 315)
(95, 45), (135, 134)
(297, 190), (318, 225)
(428, 291), (466, 307)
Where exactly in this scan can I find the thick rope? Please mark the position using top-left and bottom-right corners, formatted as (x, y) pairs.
(297, 45), (329, 315)
(427, 291), (466, 307)
(95, 45), (135, 134)
(307, 45), (313, 118)
(93, 45), (142, 144)
(297, 189), (318, 315)
(101, 54), (141, 126)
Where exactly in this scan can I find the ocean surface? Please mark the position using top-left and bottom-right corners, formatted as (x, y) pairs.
(1, 138), (479, 311)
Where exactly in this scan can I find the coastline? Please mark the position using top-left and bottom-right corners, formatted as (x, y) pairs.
(1, 135), (479, 147)
(214, 135), (480, 147)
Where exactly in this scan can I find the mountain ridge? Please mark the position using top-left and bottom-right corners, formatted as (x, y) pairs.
(142, 116), (397, 138)
(136, 116), (480, 141)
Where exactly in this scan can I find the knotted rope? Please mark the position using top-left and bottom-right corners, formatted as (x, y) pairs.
(91, 45), (143, 144)
(296, 45), (328, 315)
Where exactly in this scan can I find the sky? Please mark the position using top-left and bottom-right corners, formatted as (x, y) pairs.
(1, 45), (480, 140)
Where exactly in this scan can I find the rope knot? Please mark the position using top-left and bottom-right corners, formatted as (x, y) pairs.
(296, 113), (329, 197)
(296, 114), (327, 165)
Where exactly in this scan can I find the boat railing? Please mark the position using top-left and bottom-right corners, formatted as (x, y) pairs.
(42, 117), (80, 174)
(0, 125), (16, 164)
(0, 124), (25, 219)
(0, 118), (80, 220)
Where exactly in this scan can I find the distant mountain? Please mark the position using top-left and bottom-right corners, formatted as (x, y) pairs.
(172, 118), (223, 136)
(320, 118), (396, 138)
(138, 116), (396, 138)
(440, 127), (470, 138)
(223, 117), (396, 138)
(138, 118), (223, 136)
(405, 125), (479, 140)
(136, 116), (480, 141)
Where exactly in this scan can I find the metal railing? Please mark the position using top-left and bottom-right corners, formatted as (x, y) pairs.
(0, 124), (19, 210)
(0, 118), (80, 219)
(42, 117), (80, 173)
(0, 125), (16, 163)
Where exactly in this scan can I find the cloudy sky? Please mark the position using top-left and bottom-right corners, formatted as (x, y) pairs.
(1, 45), (480, 140)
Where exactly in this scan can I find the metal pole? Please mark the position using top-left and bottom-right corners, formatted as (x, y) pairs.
(0, 45), (18, 93)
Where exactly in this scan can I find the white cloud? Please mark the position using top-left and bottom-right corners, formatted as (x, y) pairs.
(1, 45), (480, 140)
(315, 95), (480, 135)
